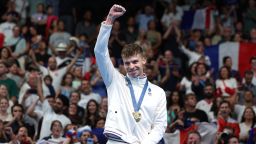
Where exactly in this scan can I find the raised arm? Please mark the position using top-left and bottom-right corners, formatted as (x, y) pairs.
(94, 5), (126, 87)
(66, 50), (81, 71)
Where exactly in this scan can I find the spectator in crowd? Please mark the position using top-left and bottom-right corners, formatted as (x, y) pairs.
(72, 66), (83, 89)
(215, 66), (238, 105)
(78, 80), (101, 109)
(58, 0), (76, 34)
(240, 70), (256, 98)
(0, 12), (16, 40)
(0, 97), (13, 122)
(99, 97), (108, 118)
(249, 56), (256, 85)
(6, 104), (35, 138)
(12, 0), (29, 25)
(52, 42), (71, 68)
(243, 0), (256, 36)
(33, 39), (51, 67)
(234, 90), (256, 122)
(186, 130), (201, 144)
(4, 26), (27, 64)
(0, 84), (13, 112)
(75, 10), (96, 43)
(180, 41), (211, 66)
(77, 125), (99, 144)
(161, 1), (183, 30)
(12, 126), (33, 144)
(18, 72), (45, 110)
(222, 56), (241, 83)
(83, 99), (101, 128)
(69, 91), (84, 118)
(220, 26), (233, 43)
(239, 107), (256, 143)
(196, 83), (215, 122)
(179, 62), (197, 94)
(183, 92), (209, 123)
(39, 120), (66, 143)
(45, 5), (58, 39)
(191, 63), (212, 100)
(43, 75), (55, 97)
(36, 77), (71, 139)
(166, 91), (183, 132)
(57, 73), (75, 98)
(0, 47), (12, 61)
(122, 16), (138, 44)
(7, 60), (25, 88)
(146, 19), (162, 56)
(249, 27), (256, 43)
(228, 136), (240, 144)
(67, 103), (83, 125)
(216, 100), (240, 137)
(31, 3), (47, 35)
(136, 5), (155, 31)
(0, 61), (18, 103)
(135, 29), (153, 58)
(49, 20), (71, 49)
(90, 68), (107, 97)
(92, 117), (107, 144)
(0, 119), (11, 143)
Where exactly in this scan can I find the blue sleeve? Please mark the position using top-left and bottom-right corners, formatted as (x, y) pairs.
(94, 23), (116, 87)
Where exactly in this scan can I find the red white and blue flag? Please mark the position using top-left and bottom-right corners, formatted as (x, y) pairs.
(205, 42), (256, 76)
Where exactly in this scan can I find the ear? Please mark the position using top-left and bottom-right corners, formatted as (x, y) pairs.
(141, 57), (147, 65)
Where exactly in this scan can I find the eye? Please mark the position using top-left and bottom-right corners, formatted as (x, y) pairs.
(132, 60), (139, 64)
(124, 62), (130, 66)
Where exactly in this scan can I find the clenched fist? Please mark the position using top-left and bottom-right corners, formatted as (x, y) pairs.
(105, 4), (126, 25)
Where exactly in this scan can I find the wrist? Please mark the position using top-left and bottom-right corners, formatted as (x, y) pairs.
(105, 14), (114, 25)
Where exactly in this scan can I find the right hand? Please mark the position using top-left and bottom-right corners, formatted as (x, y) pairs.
(105, 4), (126, 24)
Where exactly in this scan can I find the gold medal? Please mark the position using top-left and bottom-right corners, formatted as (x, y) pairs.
(132, 112), (141, 122)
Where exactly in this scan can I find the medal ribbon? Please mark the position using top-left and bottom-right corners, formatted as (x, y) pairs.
(125, 77), (148, 112)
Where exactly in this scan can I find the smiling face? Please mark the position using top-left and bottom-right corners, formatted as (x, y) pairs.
(123, 54), (146, 78)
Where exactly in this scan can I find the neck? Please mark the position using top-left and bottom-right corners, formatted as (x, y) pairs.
(128, 73), (146, 79)
(251, 39), (256, 43)
(245, 101), (253, 107)
(205, 98), (213, 103)
(0, 110), (7, 115)
(185, 106), (196, 112)
(0, 75), (7, 80)
(244, 119), (252, 125)
(52, 134), (60, 139)
(83, 91), (90, 95)
(245, 81), (252, 85)
(222, 115), (229, 121)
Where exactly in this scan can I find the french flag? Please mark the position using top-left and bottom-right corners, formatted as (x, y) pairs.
(164, 123), (217, 144)
(181, 6), (215, 31)
(205, 42), (256, 76)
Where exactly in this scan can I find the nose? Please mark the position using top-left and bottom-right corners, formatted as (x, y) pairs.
(129, 63), (135, 69)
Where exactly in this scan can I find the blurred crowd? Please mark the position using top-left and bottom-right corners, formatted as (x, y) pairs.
(0, 0), (256, 144)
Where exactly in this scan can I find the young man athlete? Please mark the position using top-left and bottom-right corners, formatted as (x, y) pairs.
(94, 4), (167, 144)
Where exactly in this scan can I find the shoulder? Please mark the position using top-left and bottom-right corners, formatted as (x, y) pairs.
(196, 100), (206, 105)
(196, 109), (207, 114)
(42, 135), (52, 140)
(3, 78), (16, 85)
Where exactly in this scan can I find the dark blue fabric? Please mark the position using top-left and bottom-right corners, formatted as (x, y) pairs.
(180, 10), (195, 30)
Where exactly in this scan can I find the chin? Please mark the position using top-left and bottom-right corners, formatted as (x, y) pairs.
(128, 73), (139, 78)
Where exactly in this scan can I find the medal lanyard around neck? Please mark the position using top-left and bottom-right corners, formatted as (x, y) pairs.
(125, 76), (148, 112)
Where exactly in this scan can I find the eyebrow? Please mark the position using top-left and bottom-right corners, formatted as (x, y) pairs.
(124, 60), (139, 65)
